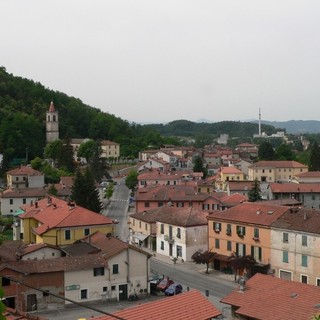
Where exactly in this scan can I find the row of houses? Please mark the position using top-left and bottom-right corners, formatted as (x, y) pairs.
(0, 196), (151, 312)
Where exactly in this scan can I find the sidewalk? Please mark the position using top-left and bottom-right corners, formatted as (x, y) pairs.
(147, 249), (235, 282)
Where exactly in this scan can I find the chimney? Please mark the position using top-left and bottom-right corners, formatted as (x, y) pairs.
(35, 201), (38, 208)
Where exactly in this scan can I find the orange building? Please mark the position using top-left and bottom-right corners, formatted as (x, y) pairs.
(207, 202), (290, 274)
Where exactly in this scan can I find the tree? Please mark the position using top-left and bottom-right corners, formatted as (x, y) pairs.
(193, 156), (207, 179)
(0, 287), (6, 320)
(125, 170), (138, 190)
(248, 179), (262, 202)
(275, 143), (296, 160)
(47, 184), (58, 196)
(77, 139), (97, 162)
(191, 250), (216, 274)
(229, 253), (256, 281)
(309, 142), (320, 171)
(71, 168), (103, 213)
(258, 141), (275, 160)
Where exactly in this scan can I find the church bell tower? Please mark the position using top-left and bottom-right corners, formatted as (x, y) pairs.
(46, 101), (59, 143)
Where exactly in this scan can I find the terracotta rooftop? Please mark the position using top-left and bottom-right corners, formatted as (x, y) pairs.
(1, 187), (47, 198)
(20, 196), (113, 235)
(208, 202), (290, 226)
(0, 253), (109, 274)
(250, 160), (308, 168)
(6, 166), (43, 176)
(220, 167), (243, 174)
(81, 231), (152, 260)
(92, 290), (221, 320)
(295, 171), (320, 178)
(220, 193), (248, 207)
(221, 273), (320, 320)
(269, 183), (320, 193)
(272, 207), (320, 234)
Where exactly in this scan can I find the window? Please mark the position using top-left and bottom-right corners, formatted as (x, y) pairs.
(236, 243), (246, 256)
(158, 202), (163, 207)
(144, 202), (150, 208)
(301, 275), (308, 284)
(283, 232), (289, 243)
(302, 235), (308, 247)
(84, 228), (90, 236)
(10, 199), (13, 205)
(226, 224), (232, 235)
(176, 245), (182, 257)
(215, 239), (220, 249)
(1, 277), (10, 286)
(103, 286), (108, 293)
(112, 264), (119, 274)
(283, 251), (289, 263)
(65, 230), (71, 240)
(251, 246), (262, 262)
(202, 204), (209, 210)
(253, 228), (259, 239)
(80, 289), (88, 299)
(139, 221), (141, 228)
(214, 222), (221, 232)
(43, 290), (49, 297)
(236, 226), (246, 237)
(94, 267), (105, 277)
(111, 285), (116, 291)
(227, 241), (232, 251)
(177, 228), (181, 239)
(160, 241), (164, 250)
(177, 202), (184, 207)
(23, 198), (26, 204)
(160, 224), (164, 234)
(145, 223), (148, 231)
(301, 255), (308, 267)
(133, 219), (135, 226)
(317, 279), (320, 286)
(312, 195), (316, 200)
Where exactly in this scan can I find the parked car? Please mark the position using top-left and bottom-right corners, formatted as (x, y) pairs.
(156, 277), (174, 292)
(165, 284), (183, 296)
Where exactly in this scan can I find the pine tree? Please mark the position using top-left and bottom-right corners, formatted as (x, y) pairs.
(248, 179), (262, 202)
(309, 142), (320, 171)
(71, 169), (87, 208)
(193, 156), (208, 179)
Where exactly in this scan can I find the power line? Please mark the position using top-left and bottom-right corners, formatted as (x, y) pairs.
(1, 276), (126, 320)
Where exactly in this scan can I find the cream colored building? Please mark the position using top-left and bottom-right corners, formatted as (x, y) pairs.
(248, 160), (308, 183)
(271, 207), (320, 286)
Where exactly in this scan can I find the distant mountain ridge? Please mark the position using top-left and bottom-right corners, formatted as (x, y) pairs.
(196, 119), (320, 134)
(258, 120), (320, 134)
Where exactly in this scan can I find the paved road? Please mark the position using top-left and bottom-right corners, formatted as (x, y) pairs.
(150, 258), (237, 312)
(102, 177), (131, 242)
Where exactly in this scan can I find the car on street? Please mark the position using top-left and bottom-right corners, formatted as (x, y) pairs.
(156, 277), (174, 292)
(164, 284), (183, 296)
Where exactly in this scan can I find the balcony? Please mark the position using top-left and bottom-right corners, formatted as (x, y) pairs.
(164, 235), (175, 244)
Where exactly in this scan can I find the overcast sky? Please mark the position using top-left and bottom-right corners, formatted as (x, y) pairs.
(1, 0), (319, 124)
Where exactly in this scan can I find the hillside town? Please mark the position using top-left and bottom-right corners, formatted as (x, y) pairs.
(1, 101), (320, 320)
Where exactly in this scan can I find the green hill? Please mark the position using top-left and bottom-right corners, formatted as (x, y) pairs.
(0, 66), (174, 165)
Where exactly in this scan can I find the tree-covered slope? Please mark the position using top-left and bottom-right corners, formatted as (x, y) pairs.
(0, 66), (176, 163)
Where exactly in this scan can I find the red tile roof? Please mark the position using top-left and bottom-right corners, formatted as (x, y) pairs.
(221, 273), (320, 320)
(6, 166), (42, 176)
(208, 202), (289, 226)
(220, 167), (243, 174)
(20, 196), (113, 235)
(48, 101), (55, 112)
(1, 187), (47, 198)
(295, 171), (320, 178)
(272, 207), (320, 233)
(250, 160), (307, 168)
(269, 183), (320, 193)
(92, 290), (221, 320)
(220, 193), (248, 207)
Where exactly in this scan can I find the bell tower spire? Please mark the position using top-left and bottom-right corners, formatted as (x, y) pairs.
(46, 101), (59, 143)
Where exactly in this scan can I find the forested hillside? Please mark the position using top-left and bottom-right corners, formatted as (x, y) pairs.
(0, 67), (177, 165)
(145, 119), (280, 138)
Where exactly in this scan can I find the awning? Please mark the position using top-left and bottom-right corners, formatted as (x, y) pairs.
(214, 254), (231, 262)
(135, 233), (149, 242)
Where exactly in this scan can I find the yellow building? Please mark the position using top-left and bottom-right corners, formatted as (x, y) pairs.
(218, 167), (245, 190)
(248, 160), (308, 183)
(17, 196), (114, 245)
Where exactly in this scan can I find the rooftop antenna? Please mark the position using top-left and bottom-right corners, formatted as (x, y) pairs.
(259, 108), (262, 136)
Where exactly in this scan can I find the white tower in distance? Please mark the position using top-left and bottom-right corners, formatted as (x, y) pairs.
(46, 101), (59, 143)
(258, 108), (262, 136)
